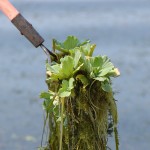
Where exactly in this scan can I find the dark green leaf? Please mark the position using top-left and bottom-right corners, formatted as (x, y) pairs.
(76, 74), (89, 87)
(40, 92), (51, 99)
(43, 99), (53, 113)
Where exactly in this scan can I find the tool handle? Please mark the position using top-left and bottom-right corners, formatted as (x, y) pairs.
(11, 14), (44, 47)
(0, 0), (44, 47)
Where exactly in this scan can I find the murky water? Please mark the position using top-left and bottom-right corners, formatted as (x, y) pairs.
(0, 0), (150, 149)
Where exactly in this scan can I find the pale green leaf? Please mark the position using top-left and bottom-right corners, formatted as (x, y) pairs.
(81, 56), (92, 73)
(60, 56), (74, 77)
(59, 91), (71, 97)
(94, 55), (115, 77)
(47, 56), (74, 80)
(47, 64), (60, 74)
(88, 44), (96, 56)
(102, 56), (114, 70)
(94, 77), (106, 82)
(99, 67), (113, 77)
(74, 50), (81, 68)
(101, 82), (112, 92)
(80, 43), (91, 56)
(58, 78), (74, 97)
(68, 78), (75, 90)
(90, 56), (103, 68)
(63, 36), (80, 50)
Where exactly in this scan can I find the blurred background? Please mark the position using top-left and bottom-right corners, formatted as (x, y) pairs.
(0, 0), (150, 149)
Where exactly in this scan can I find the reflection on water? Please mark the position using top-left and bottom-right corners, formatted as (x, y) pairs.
(0, 1), (150, 149)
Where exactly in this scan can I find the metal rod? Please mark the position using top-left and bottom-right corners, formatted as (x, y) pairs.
(40, 44), (57, 59)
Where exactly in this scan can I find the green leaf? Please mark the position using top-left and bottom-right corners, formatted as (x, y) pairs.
(74, 50), (81, 68)
(59, 91), (71, 97)
(88, 44), (96, 56)
(88, 56), (103, 77)
(63, 36), (80, 50)
(40, 91), (56, 113)
(60, 56), (74, 77)
(46, 63), (60, 74)
(94, 77), (106, 82)
(40, 92), (51, 99)
(47, 56), (74, 80)
(80, 43), (91, 56)
(80, 56), (92, 73)
(79, 43), (96, 56)
(69, 77), (75, 90)
(53, 39), (69, 53)
(53, 36), (90, 53)
(95, 56), (115, 77)
(102, 56), (114, 70)
(101, 81), (112, 92)
(90, 56), (103, 68)
(43, 99), (53, 112)
(58, 78), (75, 97)
(99, 67), (113, 77)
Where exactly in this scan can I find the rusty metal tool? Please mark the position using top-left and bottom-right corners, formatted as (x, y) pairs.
(0, 0), (57, 59)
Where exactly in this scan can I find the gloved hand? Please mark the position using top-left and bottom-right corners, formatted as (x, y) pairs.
(0, 0), (19, 20)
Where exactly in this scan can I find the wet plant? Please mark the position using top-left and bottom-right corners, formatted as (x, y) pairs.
(39, 36), (120, 150)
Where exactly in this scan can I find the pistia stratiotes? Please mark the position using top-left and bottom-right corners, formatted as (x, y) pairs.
(39, 36), (120, 150)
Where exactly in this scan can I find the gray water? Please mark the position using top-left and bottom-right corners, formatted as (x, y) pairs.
(0, 0), (150, 149)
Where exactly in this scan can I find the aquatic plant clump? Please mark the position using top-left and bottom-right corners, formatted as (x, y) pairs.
(39, 36), (120, 150)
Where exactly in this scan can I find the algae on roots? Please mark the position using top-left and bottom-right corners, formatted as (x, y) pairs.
(40, 36), (120, 150)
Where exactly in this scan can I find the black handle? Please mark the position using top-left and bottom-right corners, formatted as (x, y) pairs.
(11, 13), (44, 47)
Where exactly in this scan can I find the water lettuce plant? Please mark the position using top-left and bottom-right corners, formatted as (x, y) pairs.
(39, 36), (120, 150)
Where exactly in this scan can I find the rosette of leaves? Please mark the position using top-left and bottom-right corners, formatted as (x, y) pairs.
(39, 36), (120, 150)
